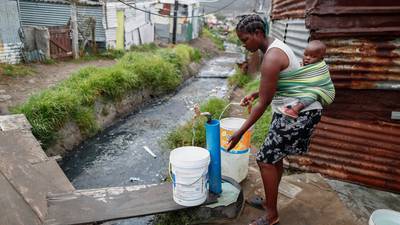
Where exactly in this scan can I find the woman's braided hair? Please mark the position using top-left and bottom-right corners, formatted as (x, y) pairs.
(236, 14), (267, 36)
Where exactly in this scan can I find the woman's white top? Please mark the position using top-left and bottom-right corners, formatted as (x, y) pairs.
(265, 39), (323, 113)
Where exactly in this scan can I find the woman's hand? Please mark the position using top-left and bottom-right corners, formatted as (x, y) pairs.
(240, 92), (258, 107)
(227, 130), (244, 151)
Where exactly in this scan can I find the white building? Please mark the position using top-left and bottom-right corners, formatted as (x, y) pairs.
(152, 0), (201, 43)
(103, 1), (156, 49)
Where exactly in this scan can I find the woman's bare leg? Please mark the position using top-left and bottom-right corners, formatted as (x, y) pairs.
(257, 159), (283, 224)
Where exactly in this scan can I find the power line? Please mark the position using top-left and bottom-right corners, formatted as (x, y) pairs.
(116, 0), (240, 18)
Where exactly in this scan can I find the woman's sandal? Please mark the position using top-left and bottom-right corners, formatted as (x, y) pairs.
(246, 195), (266, 210)
(249, 216), (280, 225)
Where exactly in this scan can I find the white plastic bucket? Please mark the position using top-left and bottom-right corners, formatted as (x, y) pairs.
(169, 146), (210, 206)
(220, 117), (252, 183)
(369, 209), (400, 225)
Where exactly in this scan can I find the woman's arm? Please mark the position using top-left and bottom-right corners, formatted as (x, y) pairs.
(227, 49), (287, 150)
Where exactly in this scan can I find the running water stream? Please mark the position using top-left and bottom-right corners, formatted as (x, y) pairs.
(61, 51), (242, 225)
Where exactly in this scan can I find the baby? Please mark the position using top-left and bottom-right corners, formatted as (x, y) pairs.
(281, 40), (328, 118)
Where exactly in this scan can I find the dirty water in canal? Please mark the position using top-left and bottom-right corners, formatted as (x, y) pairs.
(60, 51), (242, 225)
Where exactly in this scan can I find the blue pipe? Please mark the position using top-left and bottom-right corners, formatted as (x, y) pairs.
(205, 119), (222, 194)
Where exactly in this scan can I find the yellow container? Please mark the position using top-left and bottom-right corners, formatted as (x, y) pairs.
(220, 117), (252, 182)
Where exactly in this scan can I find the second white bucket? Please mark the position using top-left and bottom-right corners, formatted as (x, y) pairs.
(220, 117), (252, 183)
(169, 146), (210, 207)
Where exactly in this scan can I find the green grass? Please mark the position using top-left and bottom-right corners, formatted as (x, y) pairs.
(98, 49), (126, 59)
(0, 63), (35, 77)
(244, 78), (273, 147)
(164, 98), (229, 150)
(226, 30), (241, 46)
(228, 68), (251, 88)
(201, 27), (224, 51)
(129, 43), (158, 52)
(13, 45), (200, 149)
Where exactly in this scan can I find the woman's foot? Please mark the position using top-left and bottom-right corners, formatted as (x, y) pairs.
(249, 216), (280, 225)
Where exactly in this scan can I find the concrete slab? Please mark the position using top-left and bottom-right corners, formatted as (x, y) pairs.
(0, 114), (31, 131)
(328, 179), (400, 224)
(0, 172), (42, 225)
(228, 149), (362, 225)
(0, 130), (47, 164)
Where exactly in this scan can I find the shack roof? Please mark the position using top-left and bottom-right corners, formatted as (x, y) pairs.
(21, 0), (103, 6)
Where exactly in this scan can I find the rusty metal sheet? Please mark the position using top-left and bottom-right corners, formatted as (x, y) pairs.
(323, 88), (400, 126)
(288, 114), (400, 193)
(306, 0), (400, 38)
(288, 89), (400, 193)
(324, 38), (400, 90)
(271, 0), (306, 20)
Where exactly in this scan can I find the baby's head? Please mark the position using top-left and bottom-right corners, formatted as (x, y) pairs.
(303, 40), (326, 65)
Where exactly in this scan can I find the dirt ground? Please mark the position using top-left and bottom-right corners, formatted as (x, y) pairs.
(0, 59), (116, 114)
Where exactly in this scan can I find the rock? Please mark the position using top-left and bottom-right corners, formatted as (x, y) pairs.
(0, 90), (6, 94)
(28, 79), (35, 84)
(0, 95), (12, 102)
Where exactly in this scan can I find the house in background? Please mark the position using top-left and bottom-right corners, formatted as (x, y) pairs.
(17, 0), (155, 60)
(0, 0), (23, 64)
(19, 0), (106, 47)
(152, 0), (201, 43)
(103, 0), (155, 49)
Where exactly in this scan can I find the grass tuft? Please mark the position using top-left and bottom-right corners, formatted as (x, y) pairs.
(201, 28), (224, 51)
(164, 98), (229, 150)
(228, 68), (251, 88)
(0, 63), (35, 77)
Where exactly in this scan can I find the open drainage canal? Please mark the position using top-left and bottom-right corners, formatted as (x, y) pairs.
(61, 52), (242, 225)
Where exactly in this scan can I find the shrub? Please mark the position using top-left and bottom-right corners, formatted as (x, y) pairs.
(164, 98), (229, 149)
(129, 43), (158, 52)
(228, 68), (251, 88)
(118, 52), (181, 92)
(201, 28), (224, 50)
(99, 49), (126, 59)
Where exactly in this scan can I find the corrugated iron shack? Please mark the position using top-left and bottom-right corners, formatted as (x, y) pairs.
(0, 0), (23, 64)
(269, 0), (400, 192)
(19, 0), (106, 43)
(103, 0), (155, 49)
(152, 0), (201, 43)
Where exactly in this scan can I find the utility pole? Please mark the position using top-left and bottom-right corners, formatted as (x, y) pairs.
(70, 0), (79, 59)
(172, 0), (178, 44)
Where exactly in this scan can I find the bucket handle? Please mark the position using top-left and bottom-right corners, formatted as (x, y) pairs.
(169, 163), (208, 186)
(218, 102), (252, 121)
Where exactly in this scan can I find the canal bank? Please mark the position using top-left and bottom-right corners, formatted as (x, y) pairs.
(13, 44), (212, 157)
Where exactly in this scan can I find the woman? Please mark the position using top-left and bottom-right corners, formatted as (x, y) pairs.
(227, 14), (323, 225)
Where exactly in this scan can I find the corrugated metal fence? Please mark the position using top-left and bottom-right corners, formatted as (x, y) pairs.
(0, 1), (22, 64)
(19, 1), (106, 42)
